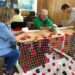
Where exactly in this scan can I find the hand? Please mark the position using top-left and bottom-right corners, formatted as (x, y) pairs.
(40, 27), (49, 30)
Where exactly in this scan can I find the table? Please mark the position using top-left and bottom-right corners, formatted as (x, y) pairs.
(16, 30), (65, 72)
(62, 28), (75, 58)
(15, 27), (75, 75)
(24, 53), (75, 75)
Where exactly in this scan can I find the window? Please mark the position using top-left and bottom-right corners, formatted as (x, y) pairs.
(18, 0), (37, 12)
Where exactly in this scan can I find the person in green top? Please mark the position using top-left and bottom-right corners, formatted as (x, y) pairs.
(34, 9), (54, 29)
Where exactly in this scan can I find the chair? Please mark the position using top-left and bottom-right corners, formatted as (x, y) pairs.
(11, 22), (26, 31)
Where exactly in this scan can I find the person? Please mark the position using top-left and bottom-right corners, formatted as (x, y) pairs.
(24, 11), (35, 29)
(0, 8), (19, 75)
(12, 8), (23, 22)
(61, 3), (75, 26)
(33, 9), (55, 30)
(11, 8), (24, 30)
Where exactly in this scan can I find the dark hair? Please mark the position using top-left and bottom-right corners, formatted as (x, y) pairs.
(14, 8), (20, 14)
(61, 4), (70, 10)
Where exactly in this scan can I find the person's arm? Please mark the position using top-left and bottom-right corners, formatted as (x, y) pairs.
(67, 8), (75, 25)
(34, 17), (42, 29)
(0, 23), (16, 45)
(66, 16), (75, 25)
(45, 18), (61, 33)
(45, 18), (54, 29)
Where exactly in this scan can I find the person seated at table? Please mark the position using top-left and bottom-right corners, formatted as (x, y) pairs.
(12, 8), (23, 22)
(11, 8), (24, 30)
(61, 3), (75, 27)
(33, 9), (56, 30)
(0, 8), (19, 75)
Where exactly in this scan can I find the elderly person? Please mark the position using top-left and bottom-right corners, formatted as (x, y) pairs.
(34, 9), (55, 29)
(0, 8), (19, 75)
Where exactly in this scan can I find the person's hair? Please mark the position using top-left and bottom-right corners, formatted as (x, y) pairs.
(61, 4), (70, 10)
(0, 8), (14, 23)
(39, 9), (48, 16)
(14, 8), (20, 14)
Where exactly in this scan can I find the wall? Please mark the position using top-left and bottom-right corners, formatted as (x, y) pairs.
(37, 0), (47, 12)
(37, 0), (75, 24)
(47, 0), (75, 24)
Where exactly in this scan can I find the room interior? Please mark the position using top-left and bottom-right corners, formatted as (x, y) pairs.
(0, 0), (75, 75)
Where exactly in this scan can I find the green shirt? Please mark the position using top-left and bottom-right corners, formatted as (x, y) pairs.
(34, 16), (54, 29)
